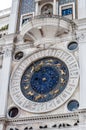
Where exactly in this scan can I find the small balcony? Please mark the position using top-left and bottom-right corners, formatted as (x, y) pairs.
(21, 14), (77, 45)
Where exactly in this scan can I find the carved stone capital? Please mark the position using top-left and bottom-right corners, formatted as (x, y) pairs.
(3, 45), (13, 57)
(76, 33), (86, 42)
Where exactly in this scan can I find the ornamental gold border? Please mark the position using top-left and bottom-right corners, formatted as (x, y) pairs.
(10, 49), (79, 113)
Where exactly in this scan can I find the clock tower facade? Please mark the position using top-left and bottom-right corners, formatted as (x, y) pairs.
(0, 0), (86, 130)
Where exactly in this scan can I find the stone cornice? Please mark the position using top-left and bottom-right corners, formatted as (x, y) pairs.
(0, 33), (16, 45)
(0, 109), (86, 124)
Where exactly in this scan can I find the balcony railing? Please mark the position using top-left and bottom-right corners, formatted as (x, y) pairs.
(22, 14), (77, 29)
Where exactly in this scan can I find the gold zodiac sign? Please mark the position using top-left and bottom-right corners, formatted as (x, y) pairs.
(48, 59), (53, 62)
(31, 66), (35, 73)
(56, 63), (61, 67)
(43, 95), (47, 98)
(35, 61), (43, 71)
(35, 95), (43, 101)
(50, 89), (59, 95)
(60, 69), (66, 75)
(24, 86), (29, 90)
(25, 74), (30, 78)
(54, 89), (59, 94)
(27, 91), (34, 96)
(46, 62), (52, 65)
(46, 60), (53, 65)
(61, 78), (65, 84)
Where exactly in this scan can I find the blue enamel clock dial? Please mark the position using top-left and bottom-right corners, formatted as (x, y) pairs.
(21, 57), (69, 103)
(30, 65), (59, 94)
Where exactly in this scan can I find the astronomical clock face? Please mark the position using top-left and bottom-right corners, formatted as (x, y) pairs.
(10, 49), (79, 113)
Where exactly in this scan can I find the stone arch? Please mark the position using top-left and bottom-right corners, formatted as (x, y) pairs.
(41, 3), (53, 15)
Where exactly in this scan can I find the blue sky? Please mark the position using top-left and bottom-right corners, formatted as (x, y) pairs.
(0, 0), (12, 10)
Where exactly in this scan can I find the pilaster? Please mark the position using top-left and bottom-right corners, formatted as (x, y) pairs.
(8, 0), (20, 34)
(35, 1), (39, 16)
(78, 31), (86, 108)
(53, 0), (57, 15)
(0, 124), (5, 130)
(79, 42), (86, 108)
(0, 45), (13, 117)
(0, 35), (14, 130)
(78, 0), (86, 19)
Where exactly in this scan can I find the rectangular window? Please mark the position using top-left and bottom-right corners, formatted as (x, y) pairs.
(20, 13), (34, 31)
(22, 17), (31, 25)
(22, 14), (33, 25)
(62, 8), (72, 16)
(59, 3), (75, 19)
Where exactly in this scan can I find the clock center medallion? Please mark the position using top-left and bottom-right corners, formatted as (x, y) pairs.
(30, 65), (60, 94)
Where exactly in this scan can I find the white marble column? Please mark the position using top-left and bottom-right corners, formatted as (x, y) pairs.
(35, 1), (39, 16)
(0, 124), (5, 130)
(78, 0), (86, 19)
(79, 40), (86, 108)
(8, 0), (20, 34)
(56, 1), (59, 15)
(53, 0), (57, 15)
(0, 46), (13, 130)
(0, 47), (12, 117)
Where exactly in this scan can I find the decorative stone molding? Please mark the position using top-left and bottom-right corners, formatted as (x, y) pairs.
(76, 33), (85, 42)
(21, 15), (76, 37)
(3, 49), (12, 57)
(0, 34), (16, 45)
(1, 109), (86, 128)
(2, 45), (13, 57)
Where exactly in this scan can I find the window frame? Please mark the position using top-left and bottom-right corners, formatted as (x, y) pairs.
(59, 2), (75, 19)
